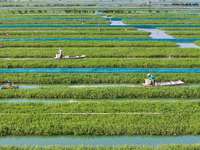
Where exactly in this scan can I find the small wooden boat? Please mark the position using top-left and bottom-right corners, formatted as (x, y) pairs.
(54, 54), (86, 59)
(0, 76), (19, 89)
(1, 85), (19, 89)
(142, 79), (184, 86)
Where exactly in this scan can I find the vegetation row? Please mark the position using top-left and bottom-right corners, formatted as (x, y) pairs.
(112, 14), (200, 18)
(0, 27), (137, 31)
(1, 101), (199, 114)
(1, 47), (200, 58)
(0, 86), (200, 98)
(157, 27), (200, 31)
(0, 30), (149, 35)
(194, 41), (200, 46)
(0, 19), (110, 25)
(1, 58), (200, 68)
(0, 145), (200, 150)
(0, 113), (199, 135)
(0, 35), (151, 39)
(2, 41), (178, 48)
(1, 73), (199, 84)
(122, 19), (200, 25)
(1, 14), (103, 18)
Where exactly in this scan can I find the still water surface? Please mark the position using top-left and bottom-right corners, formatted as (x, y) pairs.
(0, 135), (200, 146)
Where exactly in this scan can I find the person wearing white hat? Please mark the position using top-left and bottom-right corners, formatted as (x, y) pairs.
(58, 47), (62, 59)
(147, 73), (155, 86)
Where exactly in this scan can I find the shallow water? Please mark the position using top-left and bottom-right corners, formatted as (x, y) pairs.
(176, 43), (200, 48)
(1, 98), (200, 103)
(0, 83), (199, 89)
(110, 21), (126, 25)
(137, 28), (174, 39)
(0, 135), (200, 146)
(137, 28), (200, 48)
(0, 68), (200, 73)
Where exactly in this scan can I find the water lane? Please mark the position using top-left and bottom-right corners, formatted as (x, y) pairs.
(176, 42), (200, 48)
(0, 68), (200, 73)
(1, 25), (200, 28)
(137, 28), (200, 48)
(137, 28), (174, 39)
(0, 135), (200, 146)
(1, 98), (200, 103)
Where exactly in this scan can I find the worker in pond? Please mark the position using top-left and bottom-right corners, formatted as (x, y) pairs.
(7, 80), (13, 89)
(58, 47), (62, 59)
(147, 74), (155, 86)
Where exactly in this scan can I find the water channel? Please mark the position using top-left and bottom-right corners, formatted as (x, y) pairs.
(0, 135), (200, 146)
(0, 83), (199, 89)
(1, 98), (200, 103)
(0, 68), (200, 73)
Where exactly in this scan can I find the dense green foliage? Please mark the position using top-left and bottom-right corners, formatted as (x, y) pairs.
(3, 41), (178, 47)
(0, 34), (150, 39)
(0, 27), (137, 31)
(1, 15), (102, 18)
(1, 101), (200, 113)
(112, 14), (200, 18)
(1, 47), (199, 58)
(0, 86), (200, 98)
(0, 28), (150, 39)
(157, 27), (200, 31)
(1, 145), (200, 150)
(1, 73), (199, 84)
(194, 41), (200, 46)
(0, 19), (110, 25)
(122, 19), (200, 25)
(0, 113), (199, 135)
(0, 58), (199, 68)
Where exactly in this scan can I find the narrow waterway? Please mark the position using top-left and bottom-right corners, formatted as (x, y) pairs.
(1, 98), (200, 103)
(0, 68), (200, 73)
(137, 28), (174, 39)
(136, 28), (200, 48)
(0, 135), (200, 146)
(0, 83), (199, 89)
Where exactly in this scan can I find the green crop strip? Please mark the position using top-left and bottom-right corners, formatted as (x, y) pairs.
(0, 35), (151, 39)
(0, 101), (199, 114)
(1, 15), (103, 18)
(0, 87), (200, 98)
(1, 145), (200, 150)
(0, 27), (137, 31)
(122, 19), (200, 25)
(157, 27), (200, 31)
(112, 15), (200, 18)
(0, 58), (199, 68)
(0, 19), (110, 25)
(2, 41), (178, 47)
(1, 73), (199, 84)
(1, 47), (199, 58)
(194, 41), (200, 46)
(0, 113), (199, 135)
(0, 102), (199, 136)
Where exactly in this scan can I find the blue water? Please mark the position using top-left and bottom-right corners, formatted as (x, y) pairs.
(1, 98), (200, 103)
(1, 25), (200, 28)
(0, 68), (199, 73)
(0, 135), (200, 146)
(0, 38), (199, 42)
